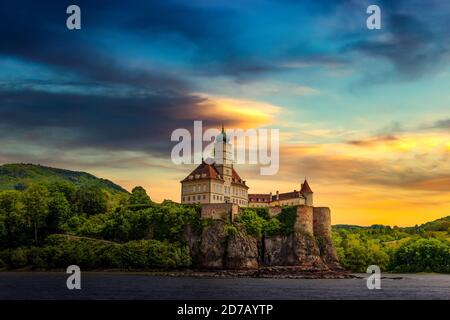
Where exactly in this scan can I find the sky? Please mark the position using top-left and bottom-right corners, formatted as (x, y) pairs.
(0, 0), (449, 226)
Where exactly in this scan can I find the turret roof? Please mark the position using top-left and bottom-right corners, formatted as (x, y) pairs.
(300, 179), (313, 194)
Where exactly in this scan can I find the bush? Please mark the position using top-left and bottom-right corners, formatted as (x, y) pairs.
(235, 209), (266, 238)
(265, 218), (282, 236)
(277, 206), (297, 235)
(224, 224), (238, 236)
(6, 247), (29, 268)
(121, 240), (151, 269)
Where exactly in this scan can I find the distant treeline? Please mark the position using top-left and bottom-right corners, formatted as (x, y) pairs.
(333, 220), (450, 273)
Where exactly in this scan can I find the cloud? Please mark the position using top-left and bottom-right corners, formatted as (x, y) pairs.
(347, 135), (398, 147)
(431, 118), (450, 130)
(344, 10), (450, 80)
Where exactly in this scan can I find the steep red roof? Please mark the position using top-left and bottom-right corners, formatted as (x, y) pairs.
(181, 161), (222, 182)
(248, 194), (271, 203)
(300, 179), (313, 194)
(249, 190), (306, 203)
(231, 168), (248, 188)
(276, 191), (304, 201)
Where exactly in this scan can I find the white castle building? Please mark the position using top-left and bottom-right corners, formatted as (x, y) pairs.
(180, 126), (313, 208)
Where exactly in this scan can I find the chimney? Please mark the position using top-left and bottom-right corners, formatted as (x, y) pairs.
(276, 190), (279, 201)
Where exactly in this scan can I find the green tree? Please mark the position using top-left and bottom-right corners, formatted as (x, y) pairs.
(22, 185), (49, 245)
(75, 186), (107, 215)
(128, 186), (151, 206)
(0, 190), (29, 248)
(235, 209), (266, 238)
(46, 192), (71, 233)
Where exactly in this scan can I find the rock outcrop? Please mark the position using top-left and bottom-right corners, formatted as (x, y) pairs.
(194, 221), (259, 269)
(263, 233), (327, 270)
(198, 220), (228, 268)
(226, 228), (259, 269)
(186, 205), (343, 272)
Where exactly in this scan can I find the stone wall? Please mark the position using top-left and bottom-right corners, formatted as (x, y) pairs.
(201, 203), (239, 222)
(313, 207), (331, 238)
(312, 207), (341, 269)
(268, 206), (282, 217)
(294, 205), (314, 236)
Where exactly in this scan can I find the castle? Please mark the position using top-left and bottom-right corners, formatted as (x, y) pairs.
(180, 126), (249, 207)
(180, 126), (313, 209)
(179, 127), (339, 270)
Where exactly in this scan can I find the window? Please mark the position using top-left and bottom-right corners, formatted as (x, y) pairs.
(203, 195), (206, 200)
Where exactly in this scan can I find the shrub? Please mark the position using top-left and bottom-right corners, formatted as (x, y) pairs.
(235, 209), (266, 238)
(8, 247), (29, 268)
(224, 224), (238, 236)
(265, 218), (282, 236)
(277, 206), (297, 235)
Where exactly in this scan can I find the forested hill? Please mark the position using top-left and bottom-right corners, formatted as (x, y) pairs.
(0, 163), (128, 194)
(334, 216), (450, 232)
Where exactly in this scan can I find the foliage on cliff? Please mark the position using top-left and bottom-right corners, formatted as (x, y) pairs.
(235, 206), (296, 238)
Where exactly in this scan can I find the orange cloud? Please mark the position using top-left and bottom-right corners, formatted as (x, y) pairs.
(185, 94), (281, 128)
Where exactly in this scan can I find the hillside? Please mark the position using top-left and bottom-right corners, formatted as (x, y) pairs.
(0, 163), (128, 194)
(333, 217), (450, 233)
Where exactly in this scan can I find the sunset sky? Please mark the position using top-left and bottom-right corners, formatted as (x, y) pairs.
(0, 0), (449, 226)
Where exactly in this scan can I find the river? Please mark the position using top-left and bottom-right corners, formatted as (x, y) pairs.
(1, 272), (449, 300)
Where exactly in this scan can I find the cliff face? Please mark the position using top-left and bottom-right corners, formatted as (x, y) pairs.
(186, 206), (342, 271)
(191, 221), (259, 269)
(263, 233), (326, 270)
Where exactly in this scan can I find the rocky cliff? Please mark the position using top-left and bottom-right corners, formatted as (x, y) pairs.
(185, 206), (342, 272)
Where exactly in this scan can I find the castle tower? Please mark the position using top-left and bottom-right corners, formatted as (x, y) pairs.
(214, 125), (233, 203)
(300, 179), (313, 206)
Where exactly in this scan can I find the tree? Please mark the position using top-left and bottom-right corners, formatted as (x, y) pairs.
(75, 186), (107, 216)
(22, 185), (49, 245)
(0, 190), (28, 248)
(46, 192), (71, 233)
(128, 186), (151, 206)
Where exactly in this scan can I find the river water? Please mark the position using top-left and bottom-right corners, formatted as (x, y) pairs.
(0, 272), (449, 300)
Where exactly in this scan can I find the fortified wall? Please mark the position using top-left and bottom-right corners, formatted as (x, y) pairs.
(201, 203), (332, 238)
